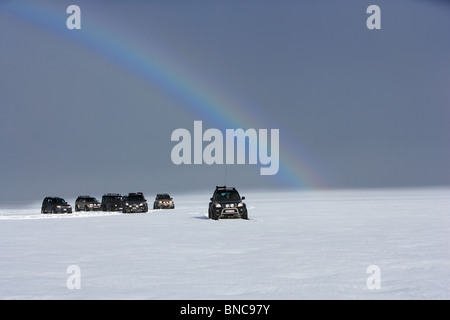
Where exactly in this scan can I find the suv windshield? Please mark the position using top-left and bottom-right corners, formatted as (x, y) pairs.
(105, 196), (122, 201)
(128, 195), (145, 201)
(157, 195), (171, 200)
(215, 190), (240, 201)
(55, 198), (67, 204)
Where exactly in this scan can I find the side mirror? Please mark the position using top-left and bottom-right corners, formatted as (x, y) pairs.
(242, 196), (245, 200)
(210, 198), (213, 201)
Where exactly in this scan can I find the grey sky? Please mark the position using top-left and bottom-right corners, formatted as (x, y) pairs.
(0, 0), (449, 202)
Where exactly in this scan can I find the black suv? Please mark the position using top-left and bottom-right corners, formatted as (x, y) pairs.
(123, 192), (148, 213)
(153, 193), (175, 209)
(208, 186), (248, 220)
(41, 197), (72, 214)
(75, 195), (101, 211)
(101, 193), (123, 211)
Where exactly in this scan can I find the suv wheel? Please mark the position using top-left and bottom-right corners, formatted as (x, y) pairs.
(209, 208), (219, 220)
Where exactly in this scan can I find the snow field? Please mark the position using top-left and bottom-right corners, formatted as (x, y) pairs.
(0, 188), (448, 299)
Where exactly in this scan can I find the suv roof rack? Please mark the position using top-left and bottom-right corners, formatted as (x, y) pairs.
(216, 186), (236, 190)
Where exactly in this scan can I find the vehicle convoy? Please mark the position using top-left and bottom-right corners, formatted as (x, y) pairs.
(123, 192), (148, 213)
(153, 193), (175, 209)
(208, 186), (248, 220)
(101, 193), (123, 212)
(75, 195), (101, 211)
(41, 197), (72, 214)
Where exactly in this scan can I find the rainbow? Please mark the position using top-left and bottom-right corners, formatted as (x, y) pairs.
(2, 1), (330, 189)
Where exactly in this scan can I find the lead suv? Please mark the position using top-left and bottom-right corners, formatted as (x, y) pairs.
(41, 197), (72, 214)
(208, 186), (248, 220)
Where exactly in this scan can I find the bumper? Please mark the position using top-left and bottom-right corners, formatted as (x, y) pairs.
(105, 204), (123, 211)
(86, 206), (101, 211)
(156, 203), (174, 209)
(124, 205), (148, 213)
(56, 207), (72, 213)
(213, 207), (247, 219)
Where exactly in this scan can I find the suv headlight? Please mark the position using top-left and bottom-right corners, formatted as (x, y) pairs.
(238, 202), (244, 207)
(215, 203), (222, 208)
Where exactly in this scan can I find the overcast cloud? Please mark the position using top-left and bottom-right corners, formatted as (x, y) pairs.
(0, 0), (449, 202)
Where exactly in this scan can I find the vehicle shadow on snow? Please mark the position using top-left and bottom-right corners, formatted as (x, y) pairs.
(193, 215), (209, 220)
(192, 215), (253, 221)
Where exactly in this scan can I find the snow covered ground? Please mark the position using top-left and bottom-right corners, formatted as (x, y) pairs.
(0, 188), (448, 300)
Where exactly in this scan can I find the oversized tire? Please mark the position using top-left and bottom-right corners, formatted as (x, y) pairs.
(209, 208), (219, 220)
